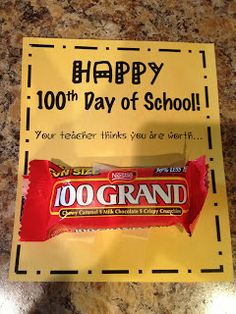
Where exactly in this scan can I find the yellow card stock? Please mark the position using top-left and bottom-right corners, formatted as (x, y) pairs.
(9, 38), (233, 281)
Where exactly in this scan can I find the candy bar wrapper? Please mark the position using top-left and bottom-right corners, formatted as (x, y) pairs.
(20, 156), (208, 241)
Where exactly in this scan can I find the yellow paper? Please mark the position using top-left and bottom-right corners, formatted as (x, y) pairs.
(9, 38), (233, 282)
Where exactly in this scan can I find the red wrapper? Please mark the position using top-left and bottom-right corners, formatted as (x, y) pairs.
(20, 156), (208, 241)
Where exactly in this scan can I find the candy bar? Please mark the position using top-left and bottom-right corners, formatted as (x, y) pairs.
(20, 156), (208, 241)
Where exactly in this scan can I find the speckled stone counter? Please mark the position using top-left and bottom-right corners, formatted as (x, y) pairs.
(0, 0), (236, 313)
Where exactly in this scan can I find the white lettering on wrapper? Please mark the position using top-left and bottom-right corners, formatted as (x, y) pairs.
(173, 184), (187, 204)
(118, 184), (139, 205)
(60, 185), (76, 206)
(76, 184), (94, 206)
(97, 185), (117, 205)
(151, 184), (172, 204)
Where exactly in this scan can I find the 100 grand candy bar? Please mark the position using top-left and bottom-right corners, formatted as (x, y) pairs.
(20, 156), (208, 241)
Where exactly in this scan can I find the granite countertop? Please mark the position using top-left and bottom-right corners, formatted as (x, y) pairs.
(0, 0), (236, 313)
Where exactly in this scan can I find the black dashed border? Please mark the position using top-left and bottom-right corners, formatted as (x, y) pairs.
(152, 269), (178, 274)
(199, 50), (206, 68)
(24, 150), (29, 176)
(14, 43), (225, 277)
(207, 126), (212, 149)
(26, 107), (30, 131)
(23, 151), (29, 175)
(215, 215), (221, 242)
(102, 269), (129, 274)
(159, 48), (181, 52)
(211, 169), (217, 193)
(30, 44), (54, 48)
(117, 47), (140, 51)
(74, 46), (98, 50)
(201, 48), (224, 274)
(20, 196), (24, 218)
(204, 86), (209, 108)
(15, 245), (27, 274)
(50, 270), (79, 275)
(201, 265), (223, 273)
(27, 65), (31, 88)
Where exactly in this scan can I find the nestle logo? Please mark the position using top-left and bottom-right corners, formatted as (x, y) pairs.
(109, 171), (135, 182)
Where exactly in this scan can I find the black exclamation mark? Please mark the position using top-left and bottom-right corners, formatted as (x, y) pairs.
(196, 93), (200, 111)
